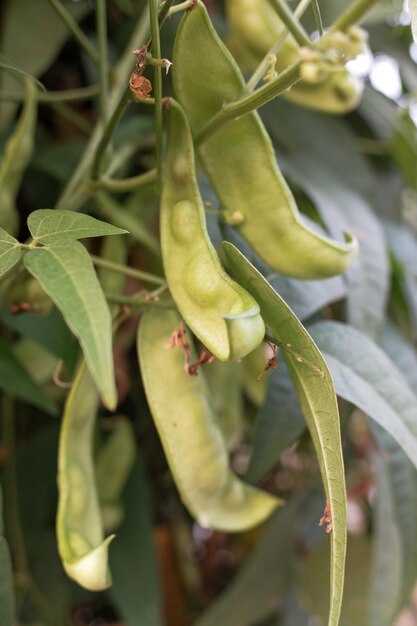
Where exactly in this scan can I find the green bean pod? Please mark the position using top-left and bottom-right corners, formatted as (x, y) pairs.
(172, 3), (358, 279)
(96, 418), (136, 532)
(205, 360), (243, 450)
(226, 0), (365, 114)
(57, 361), (113, 591)
(161, 100), (265, 361)
(0, 78), (37, 235)
(138, 307), (279, 531)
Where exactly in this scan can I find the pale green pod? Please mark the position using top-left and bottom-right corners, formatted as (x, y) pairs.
(57, 361), (113, 591)
(96, 418), (136, 532)
(226, 0), (364, 114)
(138, 307), (280, 532)
(161, 100), (265, 361)
(205, 360), (244, 450)
(173, 3), (358, 279)
(0, 78), (37, 235)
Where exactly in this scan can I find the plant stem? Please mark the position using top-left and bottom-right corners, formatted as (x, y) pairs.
(97, 168), (157, 192)
(105, 292), (173, 308)
(159, 0), (176, 25)
(56, 7), (150, 212)
(1, 394), (54, 625)
(47, 0), (99, 62)
(247, 0), (311, 91)
(149, 0), (163, 190)
(96, 0), (110, 125)
(196, 61), (301, 145)
(0, 85), (100, 103)
(92, 86), (131, 179)
(311, 0), (324, 35)
(167, 0), (195, 15)
(91, 254), (165, 285)
(330, 0), (381, 31)
(94, 191), (160, 255)
(50, 102), (92, 135)
(267, 0), (312, 48)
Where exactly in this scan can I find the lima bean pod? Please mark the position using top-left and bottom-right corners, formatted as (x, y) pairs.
(172, 3), (358, 280)
(161, 100), (265, 361)
(96, 418), (136, 532)
(226, 0), (365, 114)
(138, 307), (279, 532)
(0, 78), (37, 235)
(56, 361), (113, 591)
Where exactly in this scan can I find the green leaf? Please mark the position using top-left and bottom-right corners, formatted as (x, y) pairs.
(0, 228), (21, 276)
(109, 455), (163, 626)
(28, 209), (127, 244)
(23, 241), (116, 410)
(282, 157), (388, 338)
(1, 307), (79, 372)
(0, 337), (57, 415)
(0, 484), (14, 626)
(369, 455), (403, 626)
(0, 0), (90, 131)
(379, 323), (417, 606)
(246, 362), (305, 484)
(196, 504), (297, 626)
(308, 321), (417, 470)
(222, 242), (347, 626)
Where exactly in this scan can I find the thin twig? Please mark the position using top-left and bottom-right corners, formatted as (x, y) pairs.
(47, 0), (99, 62)
(149, 0), (163, 190)
(96, 0), (110, 125)
(91, 254), (165, 285)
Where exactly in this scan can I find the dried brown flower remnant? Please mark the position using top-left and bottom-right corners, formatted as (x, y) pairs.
(188, 350), (214, 377)
(257, 342), (278, 381)
(165, 322), (192, 373)
(129, 73), (152, 99)
(319, 501), (333, 534)
(129, 45), (152, 99)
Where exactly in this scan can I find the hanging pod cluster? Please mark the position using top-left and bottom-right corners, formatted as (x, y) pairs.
(138, 2), (357, 537)
(226, 0), (368, 114)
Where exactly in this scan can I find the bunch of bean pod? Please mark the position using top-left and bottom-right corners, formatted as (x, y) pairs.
(226, 0), (368, 113)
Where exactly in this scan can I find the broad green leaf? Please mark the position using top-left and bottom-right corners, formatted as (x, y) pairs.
(222, 242), (347, 626)
(23, 241), (116, 410)
(196, 503), (297, 626)
(109, 455), (163, 626)
(0, 484), (14, 626)
(1, 307), (79, 372)
(0, 337), (57, 415)
(16, 425), (73, 619)
(369, 455), (403, 626)
(384, 220), (417, 337)
(308, 321), (417, 469)
(28, 209), (127, 245)
(0, 228), (21, 276)
(0, 0), (90, 131)
(246, 362), (305, 484)
(300, 536), (372, 626)
(379, 323), (417, 606)
(282, 157), (388, 338)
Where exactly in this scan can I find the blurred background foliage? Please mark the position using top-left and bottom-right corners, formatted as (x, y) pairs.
(2, 0), (417, 625)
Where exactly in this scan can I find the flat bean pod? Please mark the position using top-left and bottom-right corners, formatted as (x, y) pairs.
(57, 361), (113, 591)
(226, 0), (365, 114)
(138, 307), (279, 531)
(161, 100), (265, 361)
(172, 3), (358, 279)
(0, 78), (37, 235)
